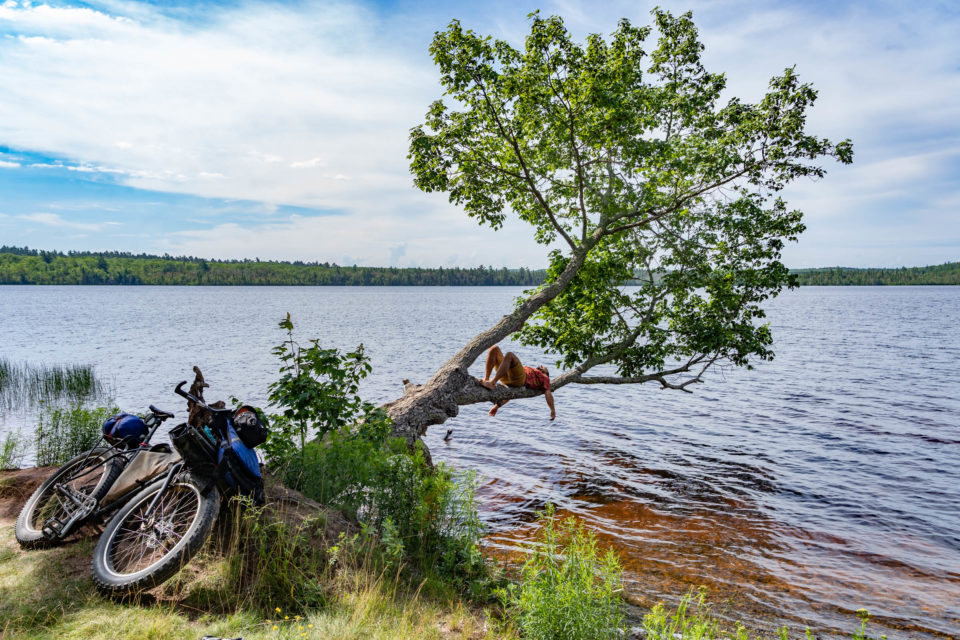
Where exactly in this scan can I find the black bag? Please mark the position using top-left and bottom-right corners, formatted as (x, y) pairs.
(232, 406), (268, 448)
(169, 422), (218, 474)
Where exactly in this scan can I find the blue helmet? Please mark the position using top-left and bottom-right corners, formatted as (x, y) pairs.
(102, 413), (147, 448)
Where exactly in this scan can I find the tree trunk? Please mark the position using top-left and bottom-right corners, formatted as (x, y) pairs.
(382, 246), (592, 454)
(382, 355), (548, 463)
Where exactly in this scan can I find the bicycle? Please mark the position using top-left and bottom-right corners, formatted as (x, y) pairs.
(91, 380), (265, 595)
(15, 404), (177, 548)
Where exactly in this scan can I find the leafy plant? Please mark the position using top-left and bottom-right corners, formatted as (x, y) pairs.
(642, 589), (888, 640)
(265, 315), (489, 593)
(289, 415), (489, 592)
(264, 313), (373, 471)
(852, 608), (887, 640)
(643, 587), (729, 640)
(499, 505), (624, 640)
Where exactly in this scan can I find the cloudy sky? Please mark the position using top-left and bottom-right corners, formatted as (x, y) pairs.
(0, 0), (957, 268)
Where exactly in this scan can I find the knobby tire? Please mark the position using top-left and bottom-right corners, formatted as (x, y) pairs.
(91, 473), (219, 596)
(15, 447), (122, 549)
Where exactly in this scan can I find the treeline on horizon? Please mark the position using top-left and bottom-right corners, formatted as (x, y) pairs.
(0, 246), (957, 286)
(0, 246), (546, 286)
(792, 262), (960, 286)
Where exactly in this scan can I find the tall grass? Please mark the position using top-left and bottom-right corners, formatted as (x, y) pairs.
(223, 501), (332, 613)
(35, 405), (118, 466)
(0, 357), (110, 412)
(288, 422), (491, 597)
(0, 429), (27, 470)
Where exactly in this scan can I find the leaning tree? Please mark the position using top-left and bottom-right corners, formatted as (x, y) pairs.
(385, 9), (852, 447)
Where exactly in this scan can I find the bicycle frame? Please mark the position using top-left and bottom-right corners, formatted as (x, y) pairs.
(41, 409), (175, 540)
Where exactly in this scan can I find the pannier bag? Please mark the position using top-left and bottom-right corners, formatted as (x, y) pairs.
(102, 413), (148, 448)
(219, 419), (265, 505)
(101, 449), (181, 504)
(169, 422), (218, 474)
(232, 405), (268, 448)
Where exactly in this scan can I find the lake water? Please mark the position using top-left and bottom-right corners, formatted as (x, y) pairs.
(1, 285), (958, 639)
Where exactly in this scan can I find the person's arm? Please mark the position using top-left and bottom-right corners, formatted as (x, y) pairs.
(544, 388), (556, 421)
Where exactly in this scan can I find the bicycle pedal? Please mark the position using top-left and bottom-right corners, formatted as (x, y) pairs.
(42, 517), (65, 539)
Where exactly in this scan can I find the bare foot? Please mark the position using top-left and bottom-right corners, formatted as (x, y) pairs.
(488, 404), (500, 417)
(477, 378), (496, 390)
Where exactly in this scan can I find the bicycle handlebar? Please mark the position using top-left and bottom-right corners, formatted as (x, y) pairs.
(174, 380), (232, 414)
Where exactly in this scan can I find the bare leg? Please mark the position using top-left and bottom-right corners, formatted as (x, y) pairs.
(481, 345), (504, 382)
(480, 351), (521, 390)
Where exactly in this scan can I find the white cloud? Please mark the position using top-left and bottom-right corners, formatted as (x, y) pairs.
(0, 0), (957, 266)
(163, 208), (548, 268)
(0, 159), (19, 168)
(0, 1), (438, 218)
(289, 157), (326, 169)
(18, 212), (120, 231)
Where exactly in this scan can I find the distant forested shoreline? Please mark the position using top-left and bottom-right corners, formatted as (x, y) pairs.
(0, 247), (957, 286)
(792, 262), (960, 286)
(0, 246), (546, 286)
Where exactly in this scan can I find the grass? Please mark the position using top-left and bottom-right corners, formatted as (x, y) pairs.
(0, 430), (27, 470)
(35, 405), (118, 466)
(0, 357), (110, 414)
(642, 587), (889, 640)
(0, 500), (505, 640)
(0, 474), (895, 640)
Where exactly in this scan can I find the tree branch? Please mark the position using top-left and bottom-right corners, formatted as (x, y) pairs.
(470, 70), (578, 251)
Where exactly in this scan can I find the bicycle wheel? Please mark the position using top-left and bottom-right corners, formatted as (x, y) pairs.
(91, 473), (220, 595)
(15, 447), (122, 548)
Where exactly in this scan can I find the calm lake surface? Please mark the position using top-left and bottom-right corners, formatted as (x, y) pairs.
(1, 285), (958, 639)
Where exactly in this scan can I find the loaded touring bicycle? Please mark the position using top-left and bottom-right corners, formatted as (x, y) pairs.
(15, 405), (179, 548)
(90, 379), (267, 594)
(16, 372), (268, 596)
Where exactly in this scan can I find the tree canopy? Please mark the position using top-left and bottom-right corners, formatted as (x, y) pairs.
(405, 9), (852, 404)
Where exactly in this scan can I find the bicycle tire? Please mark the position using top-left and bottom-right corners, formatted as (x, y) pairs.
(91, 473), (220, 596)
(15, 447), (123, 549)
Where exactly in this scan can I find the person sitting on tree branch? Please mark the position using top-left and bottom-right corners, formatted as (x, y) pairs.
(478, 345), (556, 420)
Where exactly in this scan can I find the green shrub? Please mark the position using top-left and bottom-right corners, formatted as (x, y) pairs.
(643, 587), (730, 640)
(287, 410), (488, 592)
(499, 505), (624, 640)
(642, 588), (887, 640)
(263, 313), (373, 471)
(265, 315), (489, 594)
(0, 429), (27, 469)
(35, 405), (117, 466)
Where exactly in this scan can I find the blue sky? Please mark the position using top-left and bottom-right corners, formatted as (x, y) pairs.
(0, 0), (958, 268)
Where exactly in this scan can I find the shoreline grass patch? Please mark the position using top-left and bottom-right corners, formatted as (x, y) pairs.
(0, 429), (27, 470)
(0, 357), (111, 413)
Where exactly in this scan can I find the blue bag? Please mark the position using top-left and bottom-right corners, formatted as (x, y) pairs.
(102, 413), (148, 448)
(217, 420), (264, 505)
